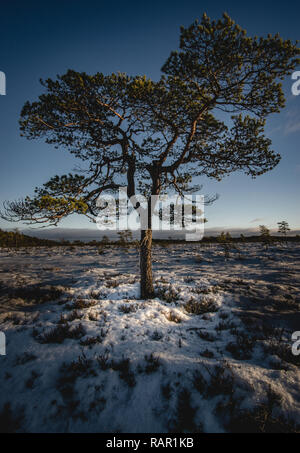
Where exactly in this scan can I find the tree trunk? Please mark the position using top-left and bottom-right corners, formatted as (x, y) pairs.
(140, 229), (155, 299)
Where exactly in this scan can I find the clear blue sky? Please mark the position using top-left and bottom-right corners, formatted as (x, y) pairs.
(0, 0), (299, 234)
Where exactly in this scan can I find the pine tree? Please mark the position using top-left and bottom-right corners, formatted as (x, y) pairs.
(259, 225), (272, 248)
(277, 221), (291, 238)
(1, 14), (299, 298)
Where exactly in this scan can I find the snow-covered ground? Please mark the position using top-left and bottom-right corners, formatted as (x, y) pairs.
(0, 243), (299, 433)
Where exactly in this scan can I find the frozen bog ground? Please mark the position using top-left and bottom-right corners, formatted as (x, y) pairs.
(0, 242), (299, 433)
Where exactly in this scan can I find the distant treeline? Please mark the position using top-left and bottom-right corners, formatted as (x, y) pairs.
(153, 235), (300, 245)
(0, 229), (58, 247)
(1, 228), (299, 248)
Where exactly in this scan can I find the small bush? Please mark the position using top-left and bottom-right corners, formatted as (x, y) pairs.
(119, 304), (138, 314)
(88, 310), (108, 322)
(89, 291), (102, 299)
(80, 335), (103, 347)
(150, 330), (164, 341)
(96, 350), (111, 370)
(216, 320), (237, 331)
(57, 353), (96, 399)
(156, 285), (180, 303)
(196, 330), (216, 342)
(226, 387), (298, 433)
(169, 388), (198, 433)
(143, 353), (161, 374)
(111, 358), (136, 387)
(63, 353), (95, 378)
(14, 352), (37, 366)
(105, 280), (119, 288)
(185, 298), (218, 315)
(80, 328), (108, 347)
(192, 286), (219, 295)
(58, 310), (83, 324)
(37, 323), (86, 344)
(265, 340), (300, 367)
(226, 334), (254, 360)
(198, 363), (235, 398)
(66, 299), (97, 310)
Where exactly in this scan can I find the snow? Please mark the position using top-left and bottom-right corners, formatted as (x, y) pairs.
(0, 243), (299, 432)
